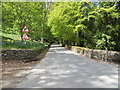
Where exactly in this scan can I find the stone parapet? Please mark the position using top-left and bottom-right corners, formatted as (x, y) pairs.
(71, 46), (120, 63)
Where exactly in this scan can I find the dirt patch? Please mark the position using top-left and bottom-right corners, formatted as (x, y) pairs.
(2, 60), (39, 88)
(1, 47), (49, 88)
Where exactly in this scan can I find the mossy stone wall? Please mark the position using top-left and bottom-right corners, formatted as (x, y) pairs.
(1, 46), (48, 61)
(71, 46), (120, 63)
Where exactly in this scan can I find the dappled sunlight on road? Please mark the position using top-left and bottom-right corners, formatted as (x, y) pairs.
(17, 44), (118, 88)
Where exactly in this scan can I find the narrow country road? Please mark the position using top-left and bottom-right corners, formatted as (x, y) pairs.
(17, 44), (118, 88)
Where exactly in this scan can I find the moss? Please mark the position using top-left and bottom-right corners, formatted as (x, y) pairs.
(34, 46), (48, 54)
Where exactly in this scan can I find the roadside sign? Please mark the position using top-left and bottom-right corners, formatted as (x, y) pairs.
(22, 33), (30, 40)
(22, 25), (30, 32)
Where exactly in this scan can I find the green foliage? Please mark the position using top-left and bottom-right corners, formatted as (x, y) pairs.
(2, 2), (52, 42)
(95, 34), (116, 50)
(1, 2), (120, 51)
(48, 2), (120, 51)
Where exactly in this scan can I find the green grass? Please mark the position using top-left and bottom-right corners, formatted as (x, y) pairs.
(0, 32), (21, 40)
(2, 40), (49, 49)
(1, 32), (49, 49)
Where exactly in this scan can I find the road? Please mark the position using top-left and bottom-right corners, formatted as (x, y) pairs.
(17, 44), (118, 88)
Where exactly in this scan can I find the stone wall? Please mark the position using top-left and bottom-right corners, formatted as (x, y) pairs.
(1, 46), (48, 61)
(71, 46), (120, 63)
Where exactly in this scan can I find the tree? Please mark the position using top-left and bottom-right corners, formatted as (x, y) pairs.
(2, 2), (52, 42)
(48, 2), (120, 51)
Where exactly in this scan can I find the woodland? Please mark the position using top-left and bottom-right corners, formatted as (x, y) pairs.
(1, 2), (120, 51)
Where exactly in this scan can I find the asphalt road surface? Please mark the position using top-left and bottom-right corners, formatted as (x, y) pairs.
(17, 44), (118, 88)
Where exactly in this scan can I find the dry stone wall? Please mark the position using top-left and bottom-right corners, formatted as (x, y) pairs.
(1, 46), (48, 61)
(71, 46), (120, 63)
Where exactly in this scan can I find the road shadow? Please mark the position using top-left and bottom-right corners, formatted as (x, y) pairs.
(17, 46), (118, 88)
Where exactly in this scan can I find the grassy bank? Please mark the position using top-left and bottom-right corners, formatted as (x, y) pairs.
(1, 32), (49, 49)
(2, 40), (49, 49)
